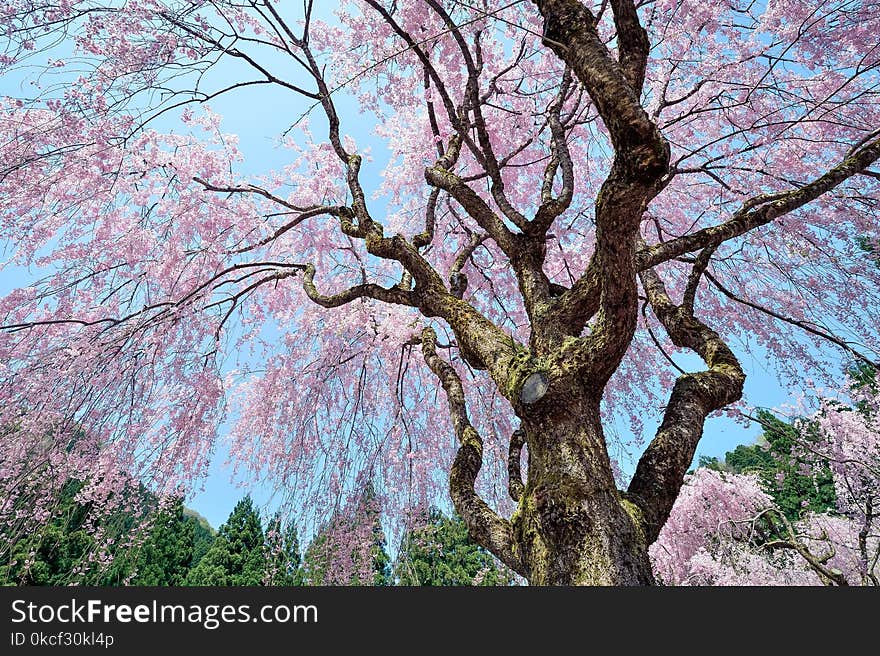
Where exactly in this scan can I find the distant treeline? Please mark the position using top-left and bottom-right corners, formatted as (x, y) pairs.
(0, 485), (513, 586)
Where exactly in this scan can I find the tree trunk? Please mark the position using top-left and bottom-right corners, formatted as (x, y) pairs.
(512, 397), (654, 585)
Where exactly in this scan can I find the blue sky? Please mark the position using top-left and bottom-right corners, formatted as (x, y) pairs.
(0, 10), (824, 532)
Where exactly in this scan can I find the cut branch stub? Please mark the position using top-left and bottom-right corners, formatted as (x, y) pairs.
(520, 372), (550, 404)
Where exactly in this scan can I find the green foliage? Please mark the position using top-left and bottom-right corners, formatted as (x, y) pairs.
(703, 410), (836, 521)
(130, 498), (194, 586)
(3, 482), (517, 587)
(1, 481), (80, 585)
(698, 443), (775, 475)
(0, 479), (221, 587)
(186, 496), (266, 586)
(697, 455), (724, 471)
(265, 514), (303, 586)
(394, 509), (515, 586)
(857, 235), (880, 267)
(847, 362), (879, 421)
(363, 485), (391, 587)
(184, 509), (216, 567)
(751, 410), (836, 520)
(300, 532), (331, 585)
(724, 443), (776, 473)
(0, 480), (137, 586)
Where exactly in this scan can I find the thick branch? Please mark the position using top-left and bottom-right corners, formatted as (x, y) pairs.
(449, 232), (487, 299)
(532, 0), (668, 178)
(422, 0), (530, 231)
(681, 246), (715, 312)
(413, 188), (440, 250)
(531, 67), (575, 236)
(420, 327), (524, 575)
(627, 265), (745, 543)
(609, 0), (650, 94)
(548, 255), (601, 335)
(508, 427), (526, 502)
(424, 166), (516, 256)
(532, 0), (669, 374)
(554, 136), (880, 339)
(424, 165), (558, 333)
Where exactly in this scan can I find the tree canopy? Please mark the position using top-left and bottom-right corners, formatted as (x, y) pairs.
(0, 0), (878, 584)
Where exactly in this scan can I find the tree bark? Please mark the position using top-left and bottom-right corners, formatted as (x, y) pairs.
(511, 397), (653, 585)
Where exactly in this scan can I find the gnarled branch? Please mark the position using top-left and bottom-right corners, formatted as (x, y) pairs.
(302, 264), (416, 309)
(420, 327), (524, 575)
(627, 263), (745, 543)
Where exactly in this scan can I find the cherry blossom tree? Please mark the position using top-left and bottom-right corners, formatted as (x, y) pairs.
(653, 382), (880, 586)
(1, 0), (879, 585)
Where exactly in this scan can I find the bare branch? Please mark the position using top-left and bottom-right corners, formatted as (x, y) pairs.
(639, 136), (880, 270)
(681, 245), (715, 312)
(761, 508), (850, 586)
(705, 272), (880, 371)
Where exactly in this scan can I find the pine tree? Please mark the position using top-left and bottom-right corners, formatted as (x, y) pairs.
(264, 514), (302, 585)
(0, 478), (145, 586)
(183, 509), (216, 568)
(186, 496), (266, 586)
(301, 485), (391, 585)
(130, 498), (194, 586)
(362, 484), (391, 586)
(394, 509), (514, 586)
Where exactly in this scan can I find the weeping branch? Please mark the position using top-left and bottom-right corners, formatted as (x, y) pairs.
(638, 136), (880, 271)
(705, 271), (880, 371)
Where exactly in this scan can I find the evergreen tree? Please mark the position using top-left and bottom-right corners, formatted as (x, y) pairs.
(301, 485), (391, 586)
(183, 509), (216, 568)
(724, 443), (776, 474)
(130, 498), (194, 586)
(700, 410), (836, 521)
(1, 480), (94, 585)
(0, 479), (147, 586)
(746, 410), (836, 520)
(186, 496), (266, 586)
(264, 514), (302, 585)
(362, 484), (391, 586)
(394, 509), (514, 586)
(0, 472), (216, 586)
